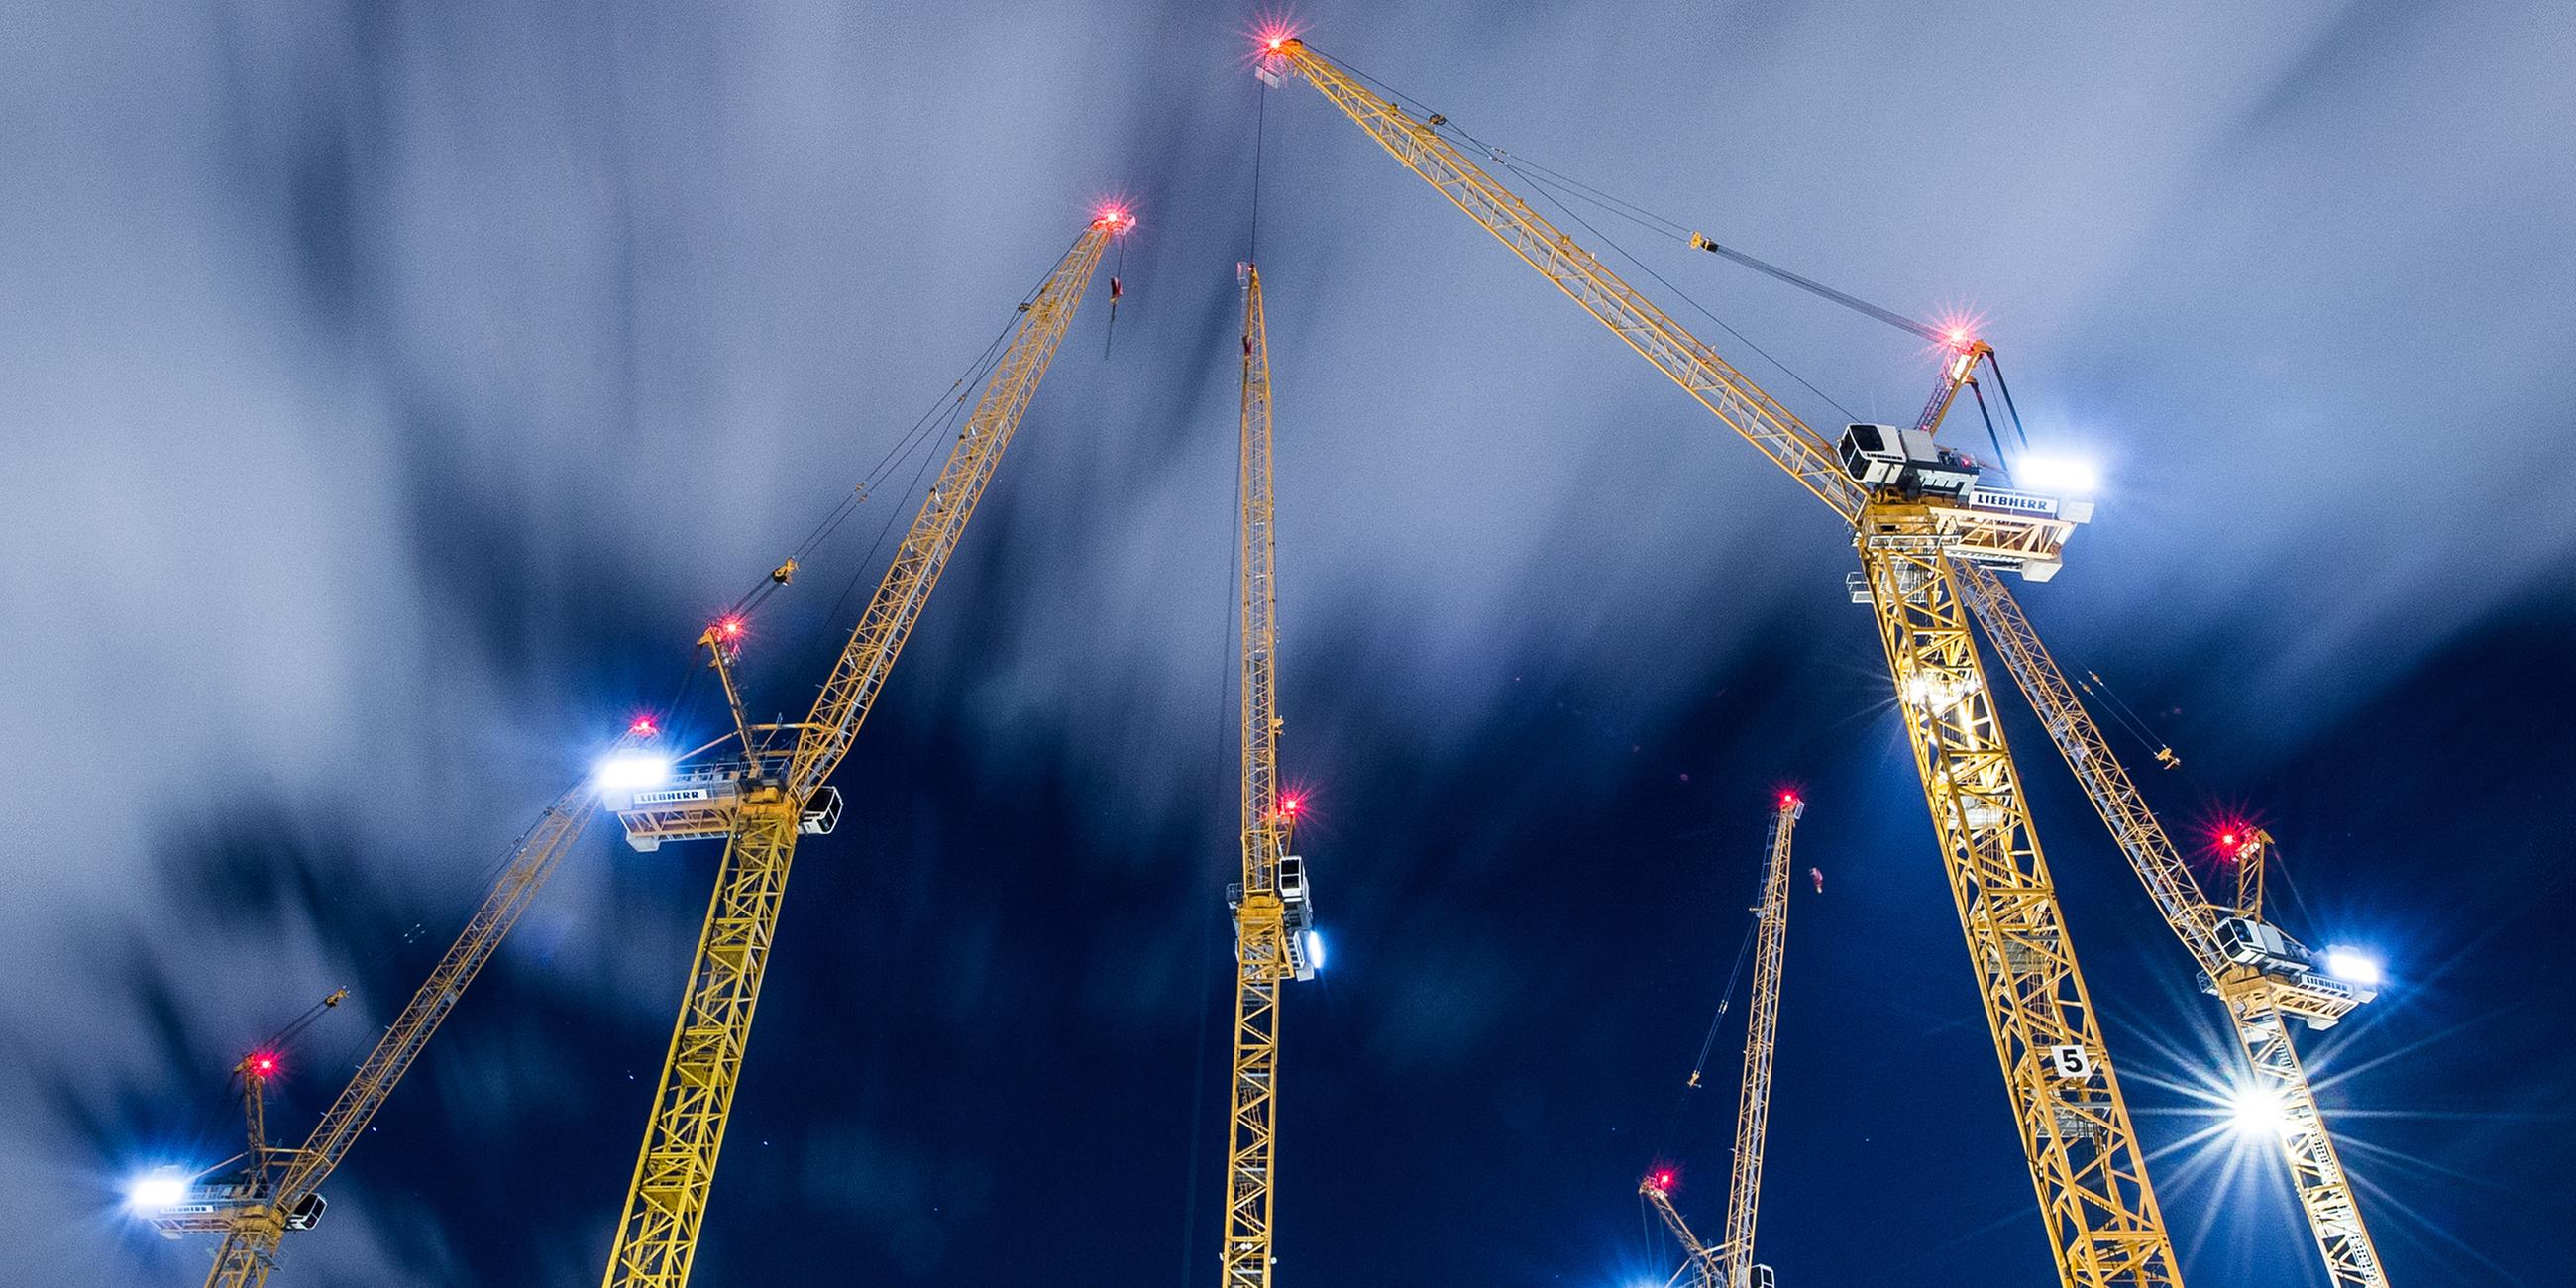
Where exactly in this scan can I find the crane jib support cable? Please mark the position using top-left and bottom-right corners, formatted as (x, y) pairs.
(598, 216), (1118, 1288)
(1265, 37), (2185, 1286)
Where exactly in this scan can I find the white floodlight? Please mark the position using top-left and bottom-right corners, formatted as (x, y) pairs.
(595, 752), (674, 791)
(2226, 1086), (2295, 1138)
(1303, 930), (1327, 972)
(2321, 947), (2383, 989)
(2013, 456), (2101, 495)
(126, 1168), (189, 1214)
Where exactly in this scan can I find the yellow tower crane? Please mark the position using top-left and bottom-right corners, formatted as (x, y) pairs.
(137, 729), (649, 1288)
(1259, 37), (2178, 1286)
(595, 213), (1123, 1288)
(1718, 793), (1802, 1288)
(1218, 262), (1322, 1288)
(1646, 792), (1804, 1288)
(1955, 563), (2389, 1286)
(1640, 1169), (1722, 1288)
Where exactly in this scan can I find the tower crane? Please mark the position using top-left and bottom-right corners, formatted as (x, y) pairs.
(1640, 1169), (1723, 1288)
(1954, 562), (2389, 1286)
(593, 212), (1122, 1288)
(1718, 793), (1802, 1288)
(1217, 262), (1322, 1288)
(1673, 154), (2397, 1282)
(1643, 794), (1802, 1288)
(135, 729), (649, 1288)
(1674, 121), (2395, 1284)
(1258, 36), (2179, 1286)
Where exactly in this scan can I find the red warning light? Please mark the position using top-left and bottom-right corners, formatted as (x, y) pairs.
(717, 616), (745, 639)
(1253, 21), (1298, 53)
(248, 1051), (279, 1078)
(1647, 1169), (1675, 1192)
(1778, 791), (1800, 808)
(2219, 831), (2237, 848)
(1094, 205), (1134, 233)
(1928, 310), (1986, 355)
(1279, 794), (1303, 816)
(629, 715), (659, 738)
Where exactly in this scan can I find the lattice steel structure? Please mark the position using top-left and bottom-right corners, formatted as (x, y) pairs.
(1957, 561), (2386, 1286)
(1718, 797), (1802, 1288)
(1266, 38), (2182, 1286)
(598, 217), (1118, 1288)
(1218, 264), (1320, 1288)
(151, 765), (621, 1288)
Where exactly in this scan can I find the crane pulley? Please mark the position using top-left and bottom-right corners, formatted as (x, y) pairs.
(596, 212), (1120, 1288)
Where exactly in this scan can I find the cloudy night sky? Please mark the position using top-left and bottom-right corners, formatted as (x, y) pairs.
(5, 2), (2573, 1285)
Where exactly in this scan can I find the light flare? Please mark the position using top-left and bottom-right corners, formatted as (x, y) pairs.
(126, 1169), (189, 1214)
(2322, 947), (2384, 988)
(2227, 1085), (2295, 1137)
(596, 752), (675, 791)
(2011, 455), (2101, 496)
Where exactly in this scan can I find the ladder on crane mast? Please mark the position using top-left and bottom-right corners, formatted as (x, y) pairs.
(1217, 262), (1323, 1288)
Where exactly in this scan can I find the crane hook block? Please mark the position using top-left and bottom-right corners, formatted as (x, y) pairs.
(771, 558), (798, 586)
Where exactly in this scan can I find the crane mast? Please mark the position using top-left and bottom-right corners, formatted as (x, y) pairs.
(1219, 264), (1320, 1288)
(597, 215), (1117, 1288)
(1954, 561), (2388, 1287)
(1263, 38), (2180, 1286)
(1719, 796), (1801, 1288)
(151, 755), (631, 1288)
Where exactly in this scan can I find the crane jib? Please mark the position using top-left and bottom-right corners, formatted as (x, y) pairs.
(783, 229), (1109, 804)
(599, 220), (1111, 1288)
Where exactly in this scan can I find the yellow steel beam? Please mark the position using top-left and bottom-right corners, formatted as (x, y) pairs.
(1954, 561), (2386, 1285)
(195, 767), (615, 1287)
(1270, 37), (2181, 1285)
(1642, 1176), (1723, 1288)
(1857, 523), (2177, 1285)
(1719, 797), (1802, 1286)
(1221, 264), (1295, 1288)
(599, 217), (1114, 1288)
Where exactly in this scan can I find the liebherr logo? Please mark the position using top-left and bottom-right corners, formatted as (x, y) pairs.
(632, 788), (713, 805)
